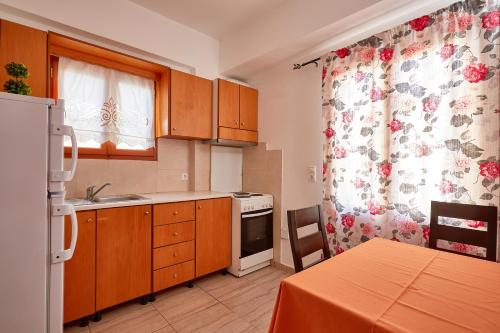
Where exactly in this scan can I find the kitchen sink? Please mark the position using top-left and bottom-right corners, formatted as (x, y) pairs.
(66, 198), (94, 206)
(66, 194), (148, 206)
(92, 194), (148, 203)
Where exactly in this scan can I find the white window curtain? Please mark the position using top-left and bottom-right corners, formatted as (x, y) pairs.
(58, 57), (155, 149)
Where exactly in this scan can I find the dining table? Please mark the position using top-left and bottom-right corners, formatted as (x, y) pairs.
(268, 237), (500, 333)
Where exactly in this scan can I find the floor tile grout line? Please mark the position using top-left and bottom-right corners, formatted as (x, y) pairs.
(151, 297), (178, 333)
(215, 297), (255, 331)
(66, 268), (286, 333)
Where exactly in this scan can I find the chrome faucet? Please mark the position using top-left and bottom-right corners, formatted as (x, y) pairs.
(86, 183), (111, 201)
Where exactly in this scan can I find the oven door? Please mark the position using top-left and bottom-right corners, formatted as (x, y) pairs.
(240, 208), (273, 258)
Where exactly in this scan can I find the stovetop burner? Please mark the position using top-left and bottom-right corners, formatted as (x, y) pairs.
(231, 192), (266, 198)
(232, 192), (252, 198)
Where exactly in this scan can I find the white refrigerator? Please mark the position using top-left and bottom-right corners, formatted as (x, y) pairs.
(0, 92), (78, 332)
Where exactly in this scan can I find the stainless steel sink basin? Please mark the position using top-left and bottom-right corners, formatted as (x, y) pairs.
(93, 194), (148, 203)
(66, 194), (148, 206)
(66, 198), (93, 206)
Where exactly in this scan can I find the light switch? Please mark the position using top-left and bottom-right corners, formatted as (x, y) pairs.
(307, 166), (317, 183)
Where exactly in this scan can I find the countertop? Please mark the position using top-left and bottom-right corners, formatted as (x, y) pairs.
(69, 191), (232, 211)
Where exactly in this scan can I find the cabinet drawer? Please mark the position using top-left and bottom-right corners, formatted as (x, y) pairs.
(153, 221), (195, 248)
(153, 241), (194, 270)
(154, 201), (195, 226)
(153, 260), (194, 292)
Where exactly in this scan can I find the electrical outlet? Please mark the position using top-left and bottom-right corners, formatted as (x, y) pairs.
(181, 173), (188, 181)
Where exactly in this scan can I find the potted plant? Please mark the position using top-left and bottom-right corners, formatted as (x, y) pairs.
(3, 62), (32, 95)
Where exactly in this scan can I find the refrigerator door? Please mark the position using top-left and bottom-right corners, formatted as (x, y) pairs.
(48, 99), (78, 333)
(0, 92), (52, 332)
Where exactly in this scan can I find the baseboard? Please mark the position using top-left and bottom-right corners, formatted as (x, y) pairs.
(271, 260), (295, 274)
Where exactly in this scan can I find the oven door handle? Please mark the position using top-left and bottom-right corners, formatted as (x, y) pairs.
(242, 210), (273, 218)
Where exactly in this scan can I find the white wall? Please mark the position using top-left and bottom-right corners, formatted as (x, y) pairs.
(248, 62), (323, 267)
(0, 0), (219, 78)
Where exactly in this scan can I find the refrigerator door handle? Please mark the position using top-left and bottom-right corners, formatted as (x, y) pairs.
(51, 204), (78, 263)
(49, 124), (78, 182)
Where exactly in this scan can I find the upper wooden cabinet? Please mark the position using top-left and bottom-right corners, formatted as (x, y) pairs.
(170, 69), (212, 139)
(64, 211), (96, 324)
(239, 86), (258, 131)
(96, 205), (152, 311)
(0, 20), (47, 97)
(216, 79), (258, 143)
(218, 79), (239, 129)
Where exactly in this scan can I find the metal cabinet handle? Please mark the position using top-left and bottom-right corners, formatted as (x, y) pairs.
(173, 273), (178, 279)
(86, 218), (93, 223)
(145, 211), (150, 215)
(172, 127), (177, 131)
(173, 211), (179, 215)
(241, 122), (245, 126)
(197, 206), (201, 210)
(173, 252), (178, 257)
(173, 232), (179, 236)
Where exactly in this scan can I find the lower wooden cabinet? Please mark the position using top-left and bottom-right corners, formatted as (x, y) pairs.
(64, 211), (96, 324)
(64, 198), (232, 318)
(153, 240), (195, 270)
(195, 198), (232, 277)
(96, 205), (152, 311)
(153, 261), (195, 292)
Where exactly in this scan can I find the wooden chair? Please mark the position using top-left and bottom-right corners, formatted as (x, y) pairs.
(429, 201), (498, 262)
(287, 205), (331, 273)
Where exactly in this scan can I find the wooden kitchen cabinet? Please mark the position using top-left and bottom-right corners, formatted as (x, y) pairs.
(239, 85), (258, 131)
(64, 211), (96, 323)
(170, 69), (212, 139)
(216, 79), (258, 143)
(96, 205), (152, 311)
(195, 198), (232, 277)
(153, 201), (195, 226)
(217, 79), (240, 129)
(0, 20), (47, 97)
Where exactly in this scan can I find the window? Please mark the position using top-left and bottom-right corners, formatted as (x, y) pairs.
(49, 33), (169, 160)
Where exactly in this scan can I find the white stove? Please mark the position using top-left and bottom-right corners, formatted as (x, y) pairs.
(228, 192), (274, 277)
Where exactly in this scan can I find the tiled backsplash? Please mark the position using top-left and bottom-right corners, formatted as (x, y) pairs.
(242, 143), (283, 263)
(64, 139), (210, 198)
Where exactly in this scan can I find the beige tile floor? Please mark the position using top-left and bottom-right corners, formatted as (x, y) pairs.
(64, 266), (290, 333)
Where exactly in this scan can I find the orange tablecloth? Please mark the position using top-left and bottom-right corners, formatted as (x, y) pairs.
(269, 238), (500, 333)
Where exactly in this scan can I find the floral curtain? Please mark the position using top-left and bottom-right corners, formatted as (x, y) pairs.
(322, 0), (499, 259)
(59, 57), (155, 150)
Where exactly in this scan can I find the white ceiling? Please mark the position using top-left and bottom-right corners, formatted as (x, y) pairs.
(130, 0), (289, 39)
(129, 0), (451, 79)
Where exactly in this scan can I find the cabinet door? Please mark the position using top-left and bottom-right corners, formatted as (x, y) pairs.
(0, 20), (47, 97)
(218, 79), (240, 129)
(96, 205), (152, 311)
(170, 69), (212, 139)
(64, 211), (96, 323)
(195, 198), (231, 277)
(239, 85), (258, 131)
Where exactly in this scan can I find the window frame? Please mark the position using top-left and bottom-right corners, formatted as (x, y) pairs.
(48, 32), (169, 160)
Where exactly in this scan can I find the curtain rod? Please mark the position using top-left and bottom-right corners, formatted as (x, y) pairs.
(293, 57), (320, 70)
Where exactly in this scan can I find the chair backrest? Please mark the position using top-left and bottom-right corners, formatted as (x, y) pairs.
(429, 201), (498, 262)
(287, 205), (331, 273)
